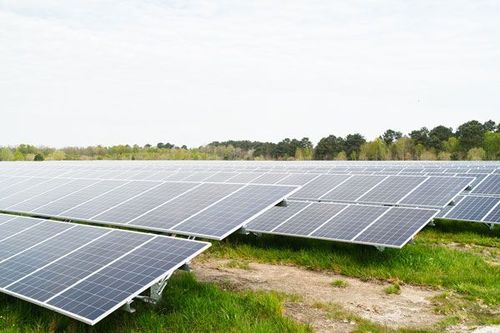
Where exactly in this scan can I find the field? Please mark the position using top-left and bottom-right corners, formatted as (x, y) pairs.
(0, 219), (498, 333)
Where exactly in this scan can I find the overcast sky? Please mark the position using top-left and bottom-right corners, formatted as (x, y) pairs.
(1, 0), (498, 148)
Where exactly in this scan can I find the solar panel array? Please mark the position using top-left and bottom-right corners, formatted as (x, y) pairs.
(438, 195), (500, 224)
(0, 176), (297, 240)
(246, 201), (438, 248)
(0, 160), (498, 325)
(290, 174), (473, 208)
(0, 214), (210, 325)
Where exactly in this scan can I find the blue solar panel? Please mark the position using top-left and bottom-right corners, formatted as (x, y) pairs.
(0, 215), (210, 325)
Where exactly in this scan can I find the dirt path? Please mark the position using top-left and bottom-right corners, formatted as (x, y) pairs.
(193, 259), (445, 333)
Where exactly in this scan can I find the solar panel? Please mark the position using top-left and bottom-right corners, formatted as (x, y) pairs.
(311, 205), (388, 240)
(472, 174), (500, 195)
(399, 176), (474, 208)
(91, 182), (199, 223)
(484, 203), (500, 223)
(246, 201), (310, 232)
(246, 201), (437, 248)
(353, 207), (438, 247)
(128, 183), (244, 231)
(33, 180), (127, 216)
(173, 185), (297, 239)
(59, 181), (160, 220)
(272, 202), (348, 235)
(443, 196), (499, 222)
(319, 175), (387, 201)
(289, 174), (350, 200)
(0, 214), (210, 325)
(356, 176), (426, 204)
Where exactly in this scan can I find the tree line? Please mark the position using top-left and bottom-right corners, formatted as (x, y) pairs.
(1, 120), (498, 161)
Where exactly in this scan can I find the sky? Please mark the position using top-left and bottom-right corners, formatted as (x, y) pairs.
(1, 0), (499, 148)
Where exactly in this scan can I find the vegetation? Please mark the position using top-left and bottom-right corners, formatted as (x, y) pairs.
(206, 222), (500, 305)
(331, 279), (349, 288)
(0, 272), (311, 333)
(1, 119), (498, 161)
(384, 282), (401, 295)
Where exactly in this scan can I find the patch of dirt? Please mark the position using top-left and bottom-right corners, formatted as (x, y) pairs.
(193, 259), (445, 332)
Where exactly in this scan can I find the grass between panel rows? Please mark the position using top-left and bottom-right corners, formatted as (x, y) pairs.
(206, 220), (500, 305)
(0, 273), (311, 333)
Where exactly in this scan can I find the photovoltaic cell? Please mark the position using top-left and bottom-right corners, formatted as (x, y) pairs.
(5, 179), (98, 212)
(319, 175), (387, 201)
(33, 180), (127, 216)
(311, 205), (388, 240)
(61, 181), (157, 220)
(273, 202), (347, 236)
(91, 182), (198, 223)
(353, 208), (437, 247)
(173, 185), (296, 239)
(484, 204), (500, 223)
(357, 176), (426, 204)
(46, 237), (208, 323)
(246, 201), (310, 232)
(290, 174), (351, 200)
(130, 183), (243, 230)
(399, 176), (474, 208)
(444, 196), (499, 221)
(472, 174), (500, 195)
(276, 173), (318, 186)
(0, 215), (210, 325)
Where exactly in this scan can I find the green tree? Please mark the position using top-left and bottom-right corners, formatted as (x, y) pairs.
(466, 147), (486, 160)
(344, 134), (365, 159)
(359, 138), (388, 160)
(483, 131), (500, 160)
(381, 129), (402, 145)
(393, 137), (414, 160)
(456, 120), (485, 151)
(0, 148), (14, 161)
(483, 120), (496, 132)
(409, 127), (430, 147)
(33, 153), (45, 161)
(314, 135), (345, 160)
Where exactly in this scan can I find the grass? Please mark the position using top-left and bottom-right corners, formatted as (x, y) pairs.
(331, 279), (349, 288)
(384, 282), (401, 295)
(0, 272), (311, 333)
(207, 221), (500, 305)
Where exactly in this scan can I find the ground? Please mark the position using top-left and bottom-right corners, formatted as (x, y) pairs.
(194, 259), (444, 332)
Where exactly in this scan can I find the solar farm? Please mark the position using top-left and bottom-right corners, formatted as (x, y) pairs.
(0, 160), (498, 331)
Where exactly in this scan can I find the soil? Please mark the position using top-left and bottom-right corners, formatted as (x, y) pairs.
(193, 259), (446, 332)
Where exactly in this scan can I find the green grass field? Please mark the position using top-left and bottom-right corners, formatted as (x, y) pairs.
(0, 220), (498, 332)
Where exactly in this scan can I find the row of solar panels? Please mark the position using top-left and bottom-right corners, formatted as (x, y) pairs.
(0, 176), (295, 240)
(247, 201), (438, 248)
(1, 162), (498, 176)
(0, 214), (210, 325)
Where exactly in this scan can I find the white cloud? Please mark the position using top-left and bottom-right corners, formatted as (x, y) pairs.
(0, 0), (499, 147)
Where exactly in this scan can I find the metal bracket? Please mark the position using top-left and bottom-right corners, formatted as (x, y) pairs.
(251, 232), (262, 237)
(180, 262), (192, 272)
(374, 246), (385, 252)
(136, 271), (174, 304)
(276, 199), (288, 207)
(239, 226), (250, 235)
(485, 223), (495, 231)
(121, 300), (136, 313)
(428, 220), (436, 227)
